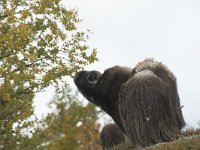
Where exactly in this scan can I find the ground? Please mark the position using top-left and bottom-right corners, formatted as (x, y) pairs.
(110, 128), (200, 150)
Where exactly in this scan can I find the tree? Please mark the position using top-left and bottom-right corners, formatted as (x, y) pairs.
(28, 87), (102, 150)
(0, 0), (97, 149)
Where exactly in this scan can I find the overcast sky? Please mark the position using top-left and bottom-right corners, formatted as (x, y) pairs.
(34, 0), (200, 128)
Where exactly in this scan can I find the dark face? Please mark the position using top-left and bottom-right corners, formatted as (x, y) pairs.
(74, 66), (132, 107)
(74, 70), (103, 104)
(74, 67), (122, 107)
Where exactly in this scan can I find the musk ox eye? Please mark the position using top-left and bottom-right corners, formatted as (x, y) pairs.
(87, 72), (98, 84)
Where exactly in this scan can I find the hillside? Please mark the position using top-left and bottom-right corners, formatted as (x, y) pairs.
(110, 128), (200, 150)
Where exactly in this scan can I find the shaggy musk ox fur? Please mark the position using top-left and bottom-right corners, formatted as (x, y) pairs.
(74, 58), (185, 147)
(100, 123), (125, 150)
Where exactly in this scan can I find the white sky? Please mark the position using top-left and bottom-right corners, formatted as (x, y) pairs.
(34, 0), (200, 128)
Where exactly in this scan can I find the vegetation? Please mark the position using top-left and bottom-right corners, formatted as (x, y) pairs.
(0, 0), (98, 149)
(23, 87), (102, 150)
(110, 129), (200, 150)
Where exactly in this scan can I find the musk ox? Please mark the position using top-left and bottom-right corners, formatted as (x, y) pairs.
(74, 58), (185, 147)
(100, 123), (125, 150)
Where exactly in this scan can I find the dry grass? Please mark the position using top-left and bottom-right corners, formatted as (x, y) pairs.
(110, 128), (200, 150)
